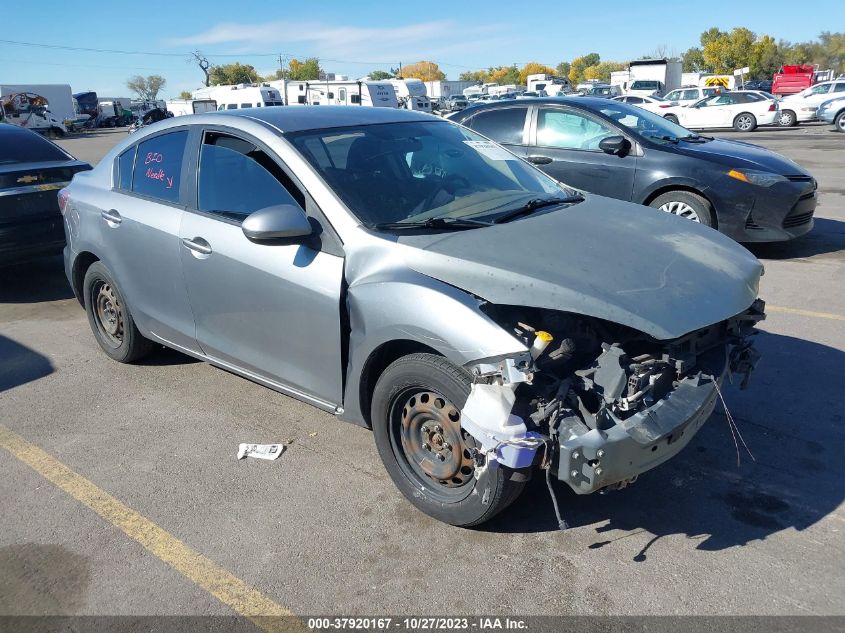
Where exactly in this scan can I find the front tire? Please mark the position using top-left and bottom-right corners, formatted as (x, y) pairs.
(83, 261), (155, 363)
(778, 109), (797, 127)
(649, 190), (714, 227)
(371, 353), (525, 527)
(733, 112), (757, 132)
(664, 114), (679, 124)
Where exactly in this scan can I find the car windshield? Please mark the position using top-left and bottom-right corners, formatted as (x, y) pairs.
(288, 120), (575, 227)
(0, 125), (70, 164)
(597, 102), (697, 143)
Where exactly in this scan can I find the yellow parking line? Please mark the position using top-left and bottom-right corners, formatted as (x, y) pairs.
(0, 423), (301, 633)
(766, 305), (845, 322)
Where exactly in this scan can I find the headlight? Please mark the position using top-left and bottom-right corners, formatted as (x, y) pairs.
(727, 169), (787, 187)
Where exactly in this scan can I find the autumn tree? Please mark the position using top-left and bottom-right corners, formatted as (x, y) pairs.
(518, 62), (557, 85)
(489, 65), (521, 85)
(701, 27), (755, 73)
(126, 75), (167, 100)
(368, 70), (394, 80)
(400, 61), (446, 81)
(459, 70), (487, 82)
(583, 61), (626, 82)
(208, 63), (260, 85)
(288, 58), (322, 80)
(749, 35), (781, 78)
(568, 53), (600, 83)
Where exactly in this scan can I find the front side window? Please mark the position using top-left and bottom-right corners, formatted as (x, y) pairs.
(809, 83), (832, 95)
(287, 120), (570, 228)
(683, 89), (699, 100)
(536, 108), (615, 150)
(466, 107), (527, 145)
(197, 132), (304, 223)
(599, 102), (694, 144)
(627, 96), (643, 104)
(131, 130), (187, 203)
(226, 104), (237, 110)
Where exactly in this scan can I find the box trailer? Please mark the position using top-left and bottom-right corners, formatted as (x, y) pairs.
(280, 80), (398, 108)
(625, 59), (682, 96)
(193, 84), (284, 109)
(0, 84), (76, 125)
(165, 99), (218, 116)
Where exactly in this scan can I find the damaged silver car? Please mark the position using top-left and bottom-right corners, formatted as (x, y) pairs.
(61, 107), (765, 526)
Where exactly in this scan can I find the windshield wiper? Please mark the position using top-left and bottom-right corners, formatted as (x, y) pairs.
(372, 217), (491, 231)
(652, 134), (680, 144)
(680, 133), (712, 142)
(492, 195), (583, 224)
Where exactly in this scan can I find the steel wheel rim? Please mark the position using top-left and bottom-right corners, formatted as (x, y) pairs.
(658, 200), (701, 222)
(737, 115), (753, 130)
(389, 388), (477, 502)
(93, 280), (124, 348)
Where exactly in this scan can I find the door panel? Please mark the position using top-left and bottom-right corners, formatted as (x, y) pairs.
(178, 129), (345, 406)
(102, 133), (198, 351)
(530, 106), (636, 200)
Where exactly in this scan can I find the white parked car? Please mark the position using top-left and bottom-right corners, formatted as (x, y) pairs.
(612, 94), (674, 114)
(626, 80), (665, 97)
(778, 79), (845, 126)
(662, 91), (779, 131)
(663, 86), (722, 106)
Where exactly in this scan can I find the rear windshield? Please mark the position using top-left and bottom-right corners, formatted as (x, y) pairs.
(631, 81), (660, 89)
(0, 125), (70, 165)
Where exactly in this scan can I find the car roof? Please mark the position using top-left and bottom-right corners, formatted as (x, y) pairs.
(215, 105), (435, 132)
(456, 96), (621, 115)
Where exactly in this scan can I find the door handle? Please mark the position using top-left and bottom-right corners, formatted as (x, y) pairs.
(101, 209), (122, 225)
(527, 155), (553, 165)
(181, 237), (212, 255)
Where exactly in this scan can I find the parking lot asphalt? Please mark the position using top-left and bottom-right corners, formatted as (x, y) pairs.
(1, 124), (843, 621)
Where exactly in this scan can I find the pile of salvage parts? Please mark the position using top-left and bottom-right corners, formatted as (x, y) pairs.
(459, 299), (765, 529)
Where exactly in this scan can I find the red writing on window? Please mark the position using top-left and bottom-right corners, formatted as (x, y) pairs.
(145, 167), (174, 189)
(145, 152), (164, 165)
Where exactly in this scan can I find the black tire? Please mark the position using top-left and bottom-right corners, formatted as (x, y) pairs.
(371, 353), (526, 527)
(778, 109), (797, 127)
(733, 112), (757, 132)
(835, 112), (845, 133)
(83, 261), (155, 363)
(649, 190), (714, 227)
(664, 114), (679, 124)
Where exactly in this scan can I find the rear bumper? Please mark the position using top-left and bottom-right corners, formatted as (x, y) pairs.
(557, 348), (730, 494)
(0, 220), (65, 266)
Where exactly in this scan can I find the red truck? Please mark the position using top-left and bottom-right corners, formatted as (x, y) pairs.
(772, 65), (818, 97)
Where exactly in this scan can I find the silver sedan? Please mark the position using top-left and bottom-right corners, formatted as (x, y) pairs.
(61, 107), (765, 526)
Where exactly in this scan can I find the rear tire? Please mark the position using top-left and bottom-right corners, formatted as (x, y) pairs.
(778, 109), (797, 127)
(733, 112), (757, 132)
(835, 112), (845, 133)
(371, 353), (526, 527)
(83, 261), (156, 363)
(649, 190), (714, 227)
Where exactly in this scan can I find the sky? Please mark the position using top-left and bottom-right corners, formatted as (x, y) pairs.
(2, 0), (838, 98)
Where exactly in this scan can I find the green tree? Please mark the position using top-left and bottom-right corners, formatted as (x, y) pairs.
(749, 35), (781, 79)
(569, 53), (601, 83)
(459, 70), (487, 82)
(288, 58), (322, 80)
(489, 65), (521, 85)
(682, 47), (708, 72)
(368, 70), (394, 80)
(555, 61), (571, 77)
(126, 74), (167, 100)
(178, 90), (192, 99)
(208, 62), (260, 85)
(701, 27), (755, 73)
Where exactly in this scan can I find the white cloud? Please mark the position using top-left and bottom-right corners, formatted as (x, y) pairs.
(164, 19), (506, 69)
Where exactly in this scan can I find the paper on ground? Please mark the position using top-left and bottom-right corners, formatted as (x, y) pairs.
(237, 443), (285, 460)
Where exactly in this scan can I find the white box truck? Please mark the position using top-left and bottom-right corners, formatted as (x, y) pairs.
(0, 84), (77, 127)
(625, 59), (682, 96)
(0, 87), (69, 136)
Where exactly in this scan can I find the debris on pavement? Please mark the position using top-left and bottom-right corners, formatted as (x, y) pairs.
(236, 443), (285, 461)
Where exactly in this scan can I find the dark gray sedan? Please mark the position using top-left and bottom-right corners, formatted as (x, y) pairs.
(450, 97), (817, 242)
(61, 107), (765, 527)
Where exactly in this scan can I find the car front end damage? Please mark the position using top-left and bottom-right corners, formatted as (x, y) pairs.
(458, 300), (765, 497)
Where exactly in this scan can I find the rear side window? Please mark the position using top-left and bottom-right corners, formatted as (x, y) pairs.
(117, 147), (135, 190)
(131, 131), (187, 203)
(197, 132), (305, 223)
(466, 107), (527, 145)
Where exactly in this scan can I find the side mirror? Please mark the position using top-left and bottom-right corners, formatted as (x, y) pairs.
(598, 136), (630, 156)
(242, 204), (312, 241)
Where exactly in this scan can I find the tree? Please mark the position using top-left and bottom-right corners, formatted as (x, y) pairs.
(459, 70), (487, 82)
(701, 27), (755, 73)
(190, 51), (210, 87)
(518, 62), (557, 85)
(400, 61), (445, 81)
(568, 53), (600, 83)
(126, 75), (167, 100)
(208, 62), (260, 85)
(583, 61), (626, 82)
(368, 70), (394, 80)
(749, 35), (781, 79)
(682, 47), (707, 72)
(288, 58), (322, 80)
(555, 61), (571, 77)
(489, 65), (521, 85)
(178, 90), (192, 99)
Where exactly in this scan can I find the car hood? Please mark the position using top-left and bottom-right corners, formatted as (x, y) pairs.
(670, 138), (808, 175)
(395, 196), (763, 340)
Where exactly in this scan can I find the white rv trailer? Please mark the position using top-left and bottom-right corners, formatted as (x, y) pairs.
(192, 84), (284, 110)
(525, 74), (572, 95)
(388, 79), (431, 112)
(279, 80), (398, 108)
(165, 98), (218, 116)
(423, 80), (477, 99)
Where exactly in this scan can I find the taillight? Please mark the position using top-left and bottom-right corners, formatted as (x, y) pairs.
(659, 104), (671, 108)
(768, 103), (776, 111)
(58, 188), (70, 215)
